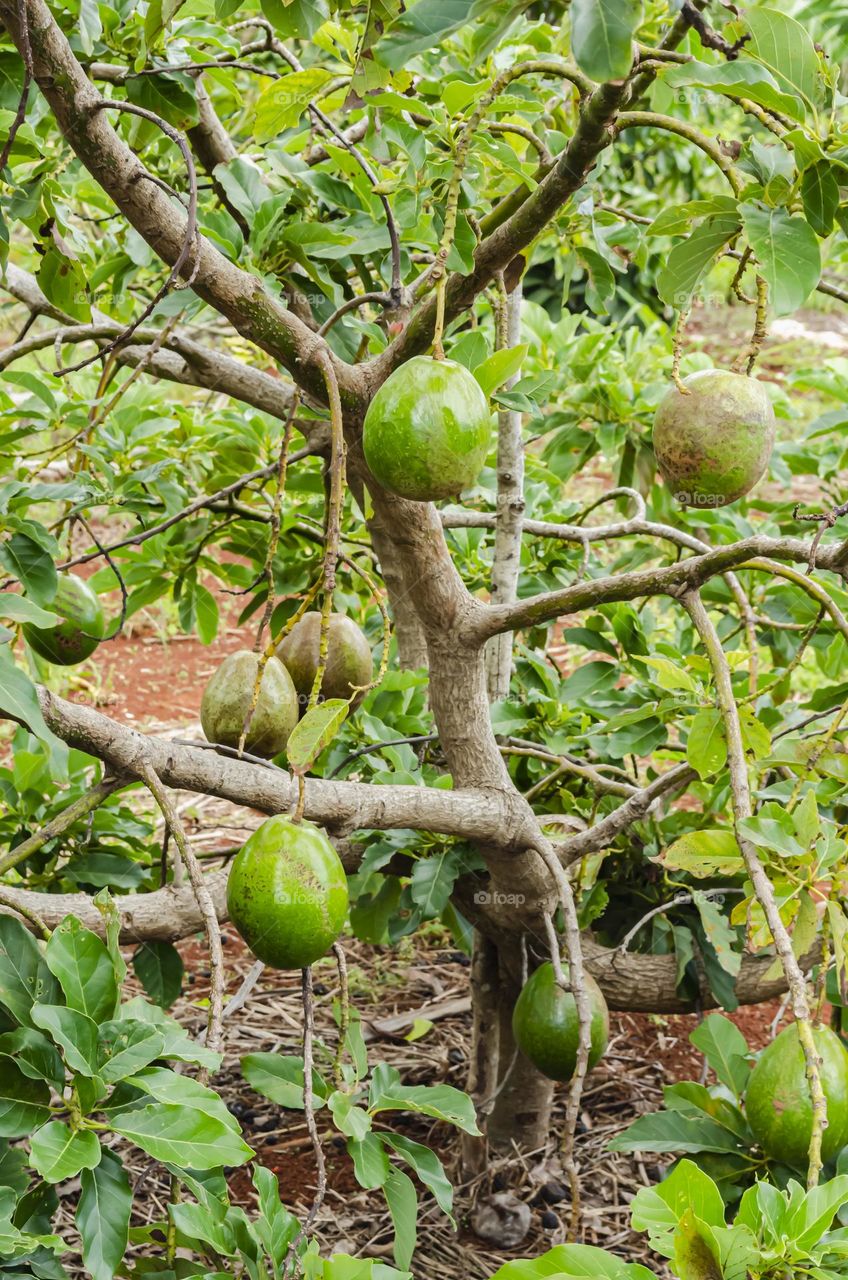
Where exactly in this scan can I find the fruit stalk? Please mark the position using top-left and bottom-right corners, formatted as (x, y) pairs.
(683, 589), (827, 1186)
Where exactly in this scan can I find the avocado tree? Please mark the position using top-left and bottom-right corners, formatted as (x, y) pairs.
(2, 0), (848, 1272)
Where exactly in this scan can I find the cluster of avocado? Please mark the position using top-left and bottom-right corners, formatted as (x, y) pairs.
(199, 610), (373, 759)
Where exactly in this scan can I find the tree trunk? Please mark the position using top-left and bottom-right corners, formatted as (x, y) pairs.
(486, 936), (555, 1155)
(462, 930), (501, 1177)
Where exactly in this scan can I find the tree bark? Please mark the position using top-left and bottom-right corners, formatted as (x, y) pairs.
(487, 938), (554, 1154)
(462, 931), (501, 1176)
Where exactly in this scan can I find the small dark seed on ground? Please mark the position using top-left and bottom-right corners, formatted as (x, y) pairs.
(541, 1210), (559, 1230)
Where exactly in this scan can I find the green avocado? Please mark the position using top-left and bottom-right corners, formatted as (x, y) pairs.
(278, 611), (372, 712)
(746, 1023), (848, 1169)
(226, 815), (349, 969)
(23, 574), (105, 666)
(200, 650), (298, 758)
(653, 369), (775, 508)
(512, 961), (609, 1083)
(362, 355), (491, 502)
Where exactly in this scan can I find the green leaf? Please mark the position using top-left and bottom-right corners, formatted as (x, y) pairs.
(686, 709), (727, 781)
(787, 1175), (848, 1250)
(663, 60), (805, 121)
(79, 0), (102, 56)
(383, 1165), (417, 1271)
(97, 1020), (166, 1084)
(45, 918), (118, 1024)
(0, 1028), (64, 1090)
(0, 917), (60, 1027)
(369, 1065), (480, 1135)
(0, 1139), (29, 1194)
(242, 1052), (328, 1109)
(126, 72), (199, 131)
(409, 849), (463, 921)
(745, 7), (822, 114)
(77, 1148), (132, 1280)
(0, 647), (58, 746)
(374, 0), (481, 69)
(571, 0), (642, 82)
(36, 248), (91, 322)
(609, 1109), (744, 1156)
(111, 1103), (253, 1169)
(688, 1015), (751, 1097)
(253, 69), (334, 142)
(132, 941), (183, 1009)
(661, 829), (743, 880)
(29, 1120), (101, 1183)
(631, 1159), (725, 1251)
(348, 1131), (390, 1189)
(473, 345), (527, 397)
(194, 583), (219, 646)
(657, 212), (741, 310)
(286, 699), (350, 773)
(31, 1004), (100, 1077)
(672, 1208), (722, 1280)
(0, 533), (57, 605)
(741, 202), (821, 316)
(0, 595), (59, 627)
(693, 893), (741, 978)
(0, 1058), (50, 1137)
(641, 657), (698, 693)
(801, 160), (839, 236)
(127, 1066), (241, 1131)
(260, 0), (328, 38)
(385, 1133), (454, 1221)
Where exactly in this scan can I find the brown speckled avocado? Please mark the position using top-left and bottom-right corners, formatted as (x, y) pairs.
(278, 612), (373, 711)
(653, 369), (775, 508)
(200, 650), (298, 757)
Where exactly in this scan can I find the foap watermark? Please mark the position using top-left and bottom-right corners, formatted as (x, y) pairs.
(473, 889), (526, 907)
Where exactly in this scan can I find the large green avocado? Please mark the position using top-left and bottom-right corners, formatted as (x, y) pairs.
(362, 355), (491, 502)
(23, 574), (105, 666)
(278, 611), (372, 711)
(653, 369), (775, 508)
(746, 1023), (848, 1169)
(512, 961), (609, 1083)
(200, 650), (298, 758)
(226, 815), (349, 969)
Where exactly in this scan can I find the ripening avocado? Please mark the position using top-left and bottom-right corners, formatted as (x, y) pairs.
(23, 574), (105, 665)
(278, 612), (372, 710)
(200, 650), (298, 757)
(653, 369), (775, 508)
(362, 355), (491, 502)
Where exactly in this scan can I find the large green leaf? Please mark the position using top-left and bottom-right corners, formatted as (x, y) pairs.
(29, 1120), (101, 1183)
(77, 1148), (132, 1280)
(0, 917), (59, 1027)
(126, 1066), (241, 1131)
(385, 1133), (454, 1220)
(571, 0), (642, 82)
(657, 212), (741, 310)
(368, 1065), (480, 1135)
(608, 1109), (745, 1156)
(0, 1057), (50, 1137)
(745, 7), (822, 115)
(241, 1052), (328, 1109)
(132, 941), (183, 1009)
(375, 0), (483, 68)
(491, 1245), (656, 1278)
(663, 60), (805, 121)
(97, 1019), (166, 1084)
(31, 1004), (101, 1077)
(45, 918), (118, 1024)
(0, 646), (58, 745)
(253, 69), (334, 142)
(688, 1016), (751, 1098)
(661, 829), (743, 880)
(0, 1027), (64, 1090)
(686, 709), (727, 782)
(110, 1102), (252, 1170)
(36, 248), (91, 323)
(383, 1165), (417, 1272)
